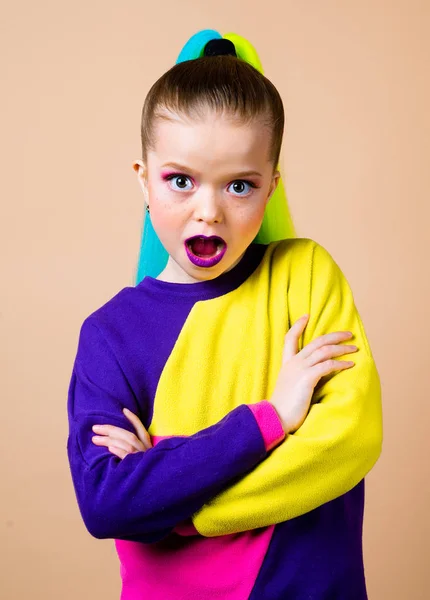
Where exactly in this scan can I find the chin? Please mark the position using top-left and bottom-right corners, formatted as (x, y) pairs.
(187, 262), (226, 280)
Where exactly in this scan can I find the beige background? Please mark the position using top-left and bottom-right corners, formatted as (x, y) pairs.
(1, 1), (429, 598)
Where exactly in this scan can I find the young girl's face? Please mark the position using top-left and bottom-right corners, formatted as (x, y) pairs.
(134, 109), (280, 283)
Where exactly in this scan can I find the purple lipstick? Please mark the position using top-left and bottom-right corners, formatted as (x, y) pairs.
(184, 235), (227, 268)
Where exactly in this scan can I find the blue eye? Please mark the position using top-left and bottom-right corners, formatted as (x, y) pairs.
(227, 180), (257, 196)
(165, 174), (194, 191)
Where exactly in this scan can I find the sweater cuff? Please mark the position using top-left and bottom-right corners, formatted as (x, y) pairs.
(247, 400), (286, 452)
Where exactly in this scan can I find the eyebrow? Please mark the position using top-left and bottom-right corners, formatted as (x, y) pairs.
(160, 162), (263, 178)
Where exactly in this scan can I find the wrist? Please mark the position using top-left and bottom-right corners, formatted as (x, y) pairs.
(266, 400), (293, 435)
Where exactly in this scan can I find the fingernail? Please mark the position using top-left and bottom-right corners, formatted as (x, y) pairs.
(123, 408), (129, 414)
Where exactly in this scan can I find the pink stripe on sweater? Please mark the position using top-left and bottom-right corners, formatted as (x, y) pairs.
(116, 525), (275, 599)
(247, 400), (286, 451)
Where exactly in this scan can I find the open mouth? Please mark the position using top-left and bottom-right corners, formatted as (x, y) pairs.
(186, 236), (226, 258)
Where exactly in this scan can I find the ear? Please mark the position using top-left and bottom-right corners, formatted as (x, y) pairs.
(133, 159), (149, 202)
(266, 169), (281, 206)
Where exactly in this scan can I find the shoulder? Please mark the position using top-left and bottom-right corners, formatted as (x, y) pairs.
(266, 237), (338, 273)
(262, 238), (347, 302)
(78, 284), (143, 342)
(269, 237), (335, 260)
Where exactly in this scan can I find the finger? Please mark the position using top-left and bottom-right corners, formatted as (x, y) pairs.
(92, 424), (145, 451)
(312, 359), (355, 379)
(108, 446), (127, 460)
(123, 409), (152, 447)
(300, 330), (354, 360)
(123, 409), (153, 449)
(306, 344), (358, 367)
(283, 315), (309, 362)
(92, 435), (145, 454)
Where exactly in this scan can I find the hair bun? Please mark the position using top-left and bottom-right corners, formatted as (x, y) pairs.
(203, 38), (237, 57)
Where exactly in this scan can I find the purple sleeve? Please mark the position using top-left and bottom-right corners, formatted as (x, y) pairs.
(67, 319), (281, 544)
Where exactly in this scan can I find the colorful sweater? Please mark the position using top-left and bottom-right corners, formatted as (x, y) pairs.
(67, 238), (383, 599)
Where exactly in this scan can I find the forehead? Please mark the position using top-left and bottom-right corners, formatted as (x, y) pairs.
(148, 109), (271, 171)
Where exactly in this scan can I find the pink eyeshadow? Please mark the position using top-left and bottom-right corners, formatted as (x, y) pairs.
(161, 171), (195, 183)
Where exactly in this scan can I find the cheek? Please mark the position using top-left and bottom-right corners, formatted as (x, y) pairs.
(150, 204), (175, 231)
(233, 200), (266, 231)
(148, 185), (183, 232)
(148, 183), (168, 216)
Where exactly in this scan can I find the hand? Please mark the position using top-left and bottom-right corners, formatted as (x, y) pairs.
(91, 408), (153, 460)
(269, 315), (358, 434)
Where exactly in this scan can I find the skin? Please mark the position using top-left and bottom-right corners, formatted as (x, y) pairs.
(92, 107), (281, 456)
(134, 108), (280, 283)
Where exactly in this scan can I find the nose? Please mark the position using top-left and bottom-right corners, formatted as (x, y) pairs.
(193, 188), (223, 224)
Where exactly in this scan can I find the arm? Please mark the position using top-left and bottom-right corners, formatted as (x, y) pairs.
(67, 318), (285, 543)
(191, 241), (383, 537)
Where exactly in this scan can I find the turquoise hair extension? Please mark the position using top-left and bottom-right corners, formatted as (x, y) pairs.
(135, 30), (295, 284)
(175, 29), (222, 64)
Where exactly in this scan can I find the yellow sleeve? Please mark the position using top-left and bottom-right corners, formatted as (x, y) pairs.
(191, 241), (383, 537)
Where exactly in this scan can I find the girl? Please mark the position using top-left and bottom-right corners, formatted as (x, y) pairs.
(67, 29), (383, 599)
